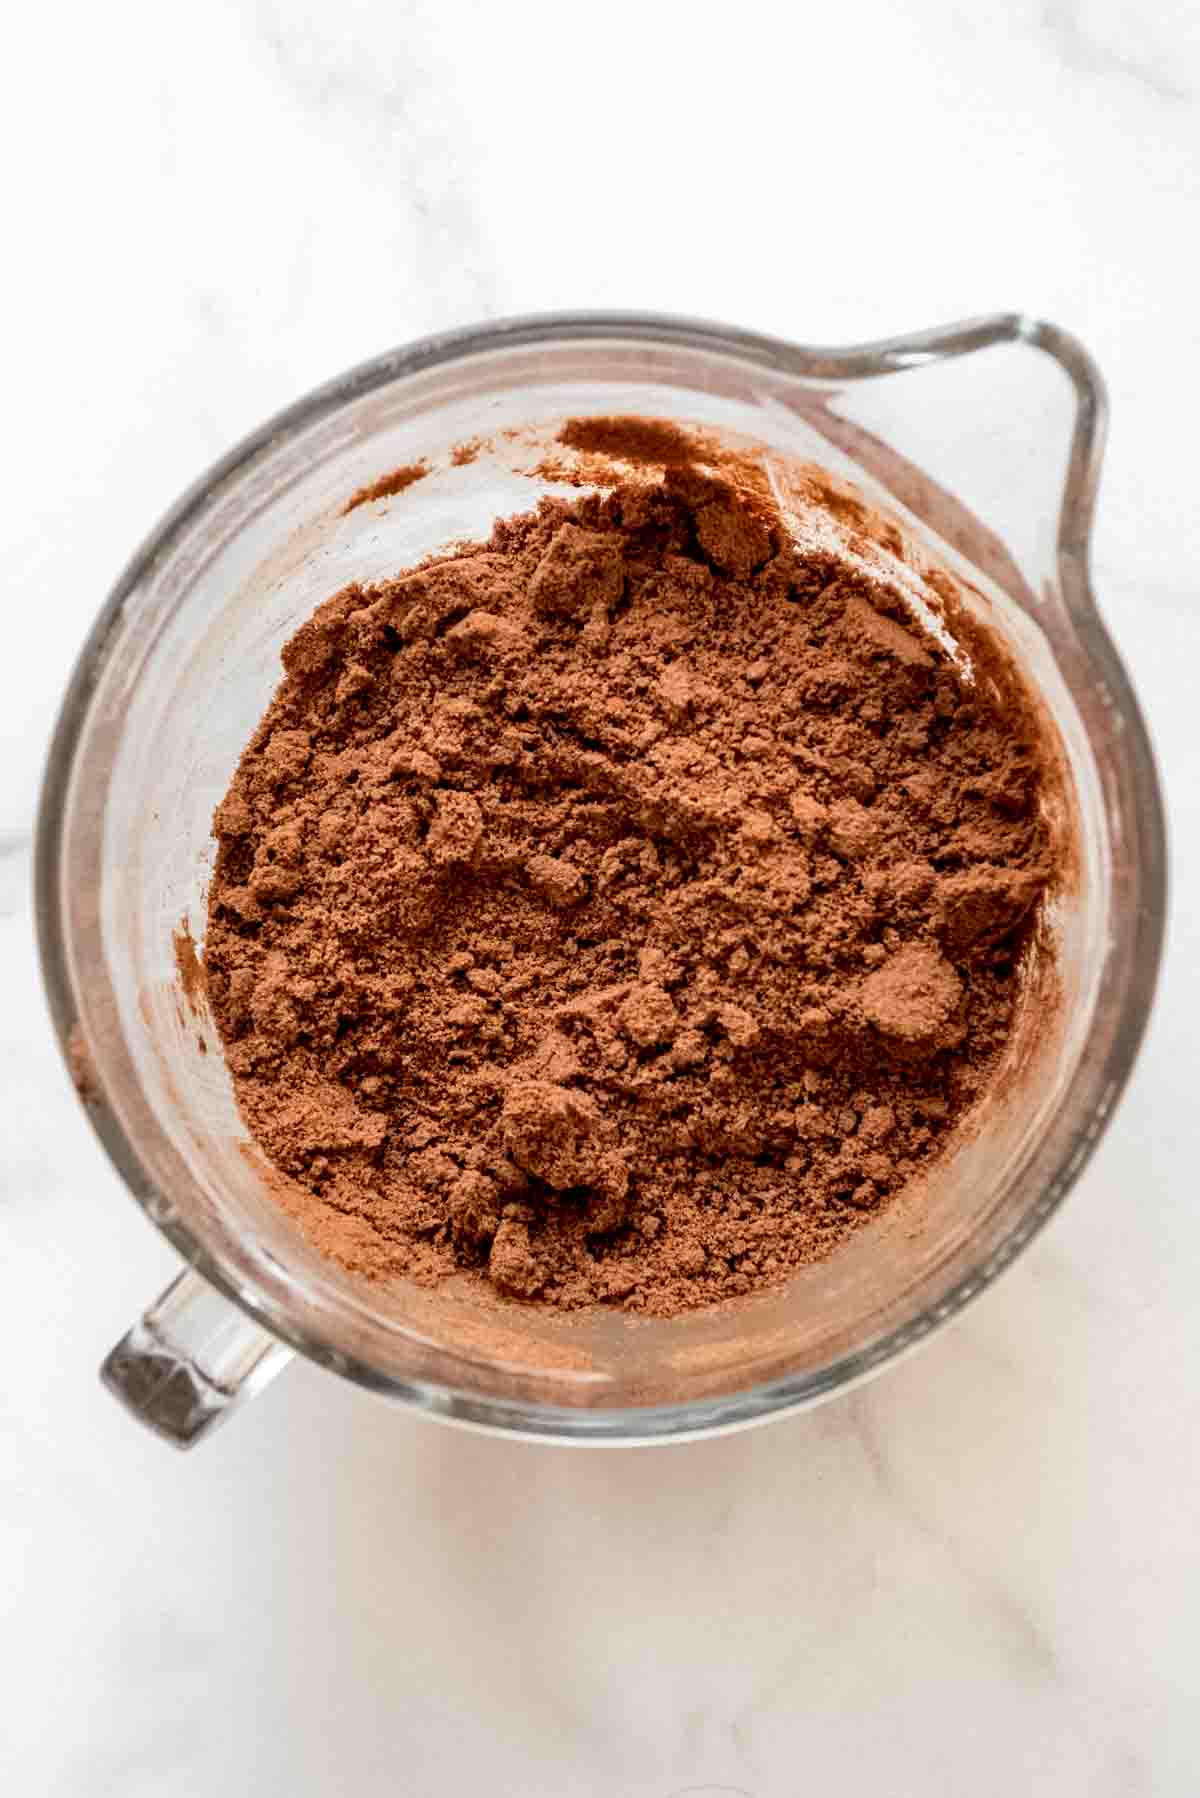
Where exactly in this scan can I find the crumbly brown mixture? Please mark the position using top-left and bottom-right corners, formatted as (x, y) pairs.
(204, 436), (1052, 1316)
(343, 461), (429, 513)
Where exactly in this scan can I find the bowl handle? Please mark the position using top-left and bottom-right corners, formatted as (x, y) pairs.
(100, 1268), (291, 1448)
(788, 312), (1108, 620)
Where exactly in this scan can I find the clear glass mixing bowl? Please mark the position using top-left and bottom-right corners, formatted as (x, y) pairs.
(35, 312), (1166, 1448)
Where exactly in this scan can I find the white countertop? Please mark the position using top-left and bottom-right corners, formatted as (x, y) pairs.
(2, 2), (1198, 1792)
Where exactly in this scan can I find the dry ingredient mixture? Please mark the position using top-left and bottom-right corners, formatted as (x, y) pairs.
(204, 423), (1053, 1317)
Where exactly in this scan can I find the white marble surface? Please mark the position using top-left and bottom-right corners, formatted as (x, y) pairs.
(2, 1), (1199, 1792)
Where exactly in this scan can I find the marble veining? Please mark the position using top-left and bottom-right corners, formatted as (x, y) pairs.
(1, 1), (1198, 1792)
(1040, 0), (1197, 105)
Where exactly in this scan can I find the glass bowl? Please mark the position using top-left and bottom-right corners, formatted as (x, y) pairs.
(35, 312), (1166, 1448)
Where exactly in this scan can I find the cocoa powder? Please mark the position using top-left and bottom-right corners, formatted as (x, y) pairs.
(343, 461), (429, 513)
(204, 430), (1053, 1317)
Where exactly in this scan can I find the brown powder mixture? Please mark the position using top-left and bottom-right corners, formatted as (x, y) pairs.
(344, 461), (429, 513)
(204, 431), (1052, 1317)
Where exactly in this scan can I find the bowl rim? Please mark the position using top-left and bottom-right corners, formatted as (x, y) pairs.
(35, 309), (1168, 1442)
